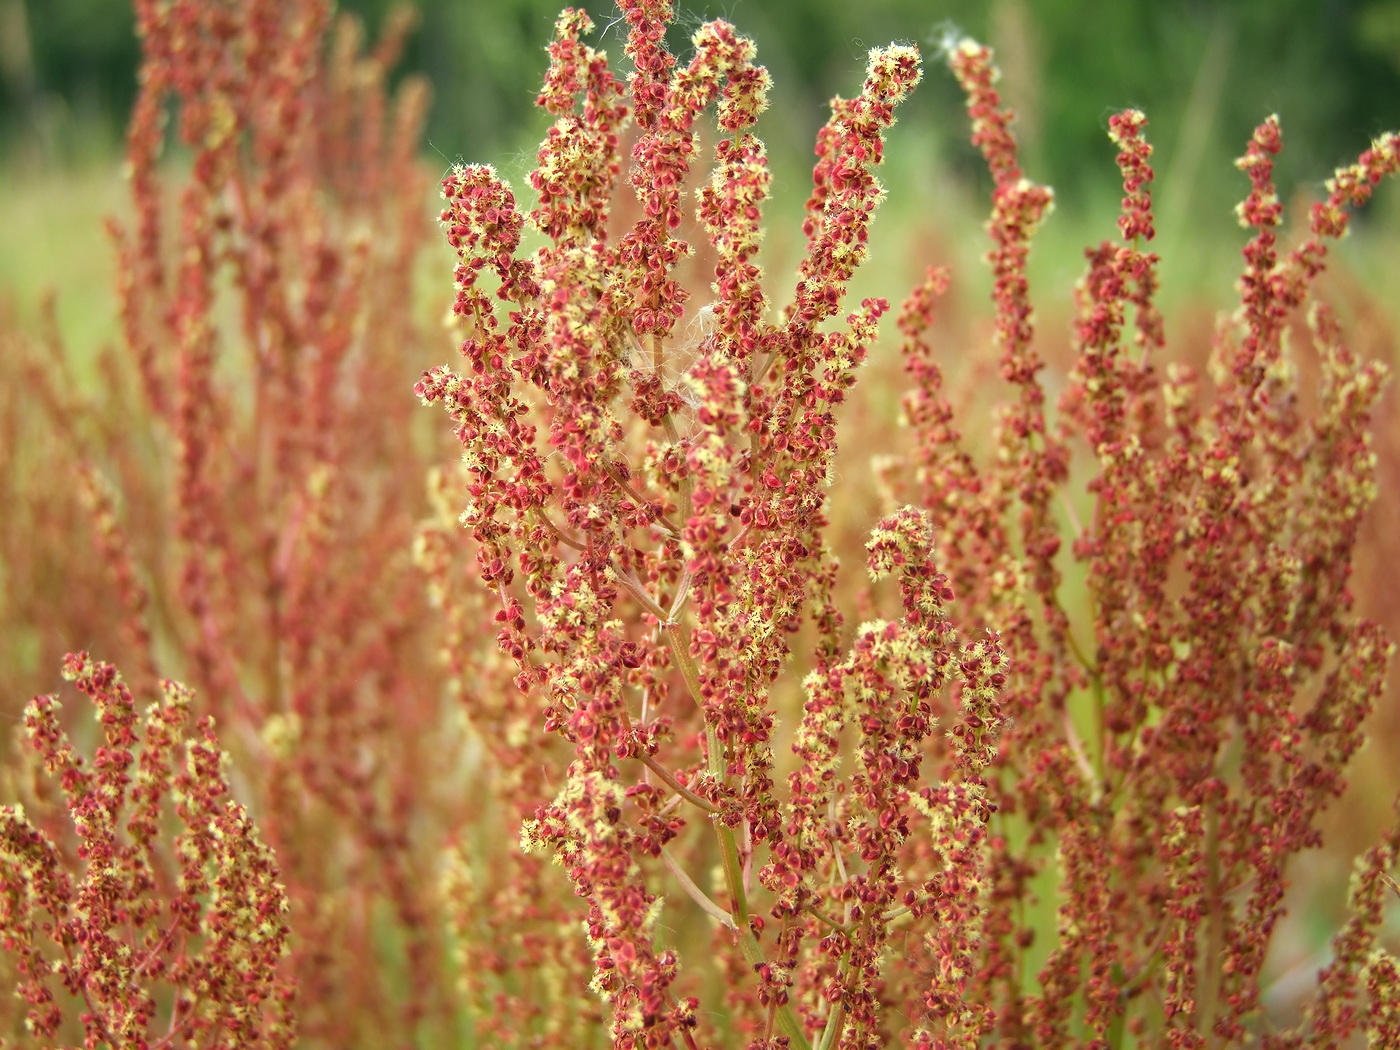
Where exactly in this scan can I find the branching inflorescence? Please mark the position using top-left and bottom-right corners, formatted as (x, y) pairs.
(0, 655), (293, 1047)
(1, 0), (1397, 1047)
(419, 4), (1400, 1048)
(0, 0), (462, 1042)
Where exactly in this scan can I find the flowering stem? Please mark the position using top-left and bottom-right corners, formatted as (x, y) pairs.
(806, 904), (851, 934)
(618, 567), (671, 623)
(1202, 803), (1224, 1047)
(531, 508), (587, 551)
(603, 458), (680, 537)
(655, 607), (797, 1043)
(152, 990), (202, 1049)
(1058, 595), (1098, 676)
(817, 995), (848, 1050)
(655, 612), (805, 1045)
(663, 621), (714, 740)
(732, 911), (811, 1050)
(716, 823), (748, 926)
(667, 567), (694, 622)
(653, 332), (695, 524)
(1062, 708), (1098, 787)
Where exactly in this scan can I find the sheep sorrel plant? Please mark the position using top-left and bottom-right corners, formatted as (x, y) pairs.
(0, 654), (292, 1046)
(418, 2), (1400, 1047)
(0, 0), (465, 1043)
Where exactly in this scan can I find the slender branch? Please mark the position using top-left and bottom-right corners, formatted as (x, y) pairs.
(725, 520), (753, 551)
(650, 328), (665, 377)
(639, 753), (716, 813)
(664, 621), (709, 723)
(660, 845), (735, 930)
(132, 921), (179, 976)
(616, 567), (671, 623)
(1055, 591), (1098, 676)
(654, 604), (806, 1049)
(1382, 872), (1400, 902)
(805, 905), (850, 935)
(717, 823), (748, 928)
(1062, 707), (1098, 787)
(602, 458), (681, 537)
(1118, 916), (1174, 997)
(532, 508), (587, 551)
(816, 993), (848, 1050)
(729, 908), (811, 1050)
(1201, 804), (1224, 1050)
(667, 567), (693, 622)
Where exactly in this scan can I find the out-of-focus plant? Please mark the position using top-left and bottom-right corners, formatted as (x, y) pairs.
(1, 0), (1398, 1045)
(0, 0), (466, 1043)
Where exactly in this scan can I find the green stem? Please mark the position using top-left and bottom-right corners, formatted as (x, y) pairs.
(716, 823), (748, 928)
(730, 909), (810, 1050)
(660, 844), (734, 929)
(656, 618), (810, 1050)
(805, 905), (850, 935)
(1201, 803), (1223, 1049)
(816, 966), (850, 1050)
(618, 568), (671, 623)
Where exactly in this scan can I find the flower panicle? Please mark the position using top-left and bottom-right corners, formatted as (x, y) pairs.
(0, 655), (294, 1046)
(411, 12), (1400, 1050)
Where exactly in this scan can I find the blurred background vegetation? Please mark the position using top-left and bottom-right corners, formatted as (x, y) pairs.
(5, 0), (1400, 213)
(8, 0), (1400, 359)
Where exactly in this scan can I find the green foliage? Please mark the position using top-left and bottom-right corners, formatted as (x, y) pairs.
(8, 0), (1400, 212)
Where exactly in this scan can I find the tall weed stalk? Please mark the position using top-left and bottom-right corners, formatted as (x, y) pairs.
(418, 4), (1400, 1047)
(0, 1), (1397, 1047)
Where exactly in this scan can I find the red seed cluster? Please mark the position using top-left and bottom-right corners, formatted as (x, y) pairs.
(2, 1), (1397, 1047)
(419, 9), (1400, 1050)
(0, 655), (294, 1046)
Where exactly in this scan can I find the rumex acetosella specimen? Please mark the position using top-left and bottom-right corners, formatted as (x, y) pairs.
(0, 655), (294, 1046)
(1, 0), (1394, 1045)
(0, 0), (454, 1043)
(419, 2), (1400, 1046)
